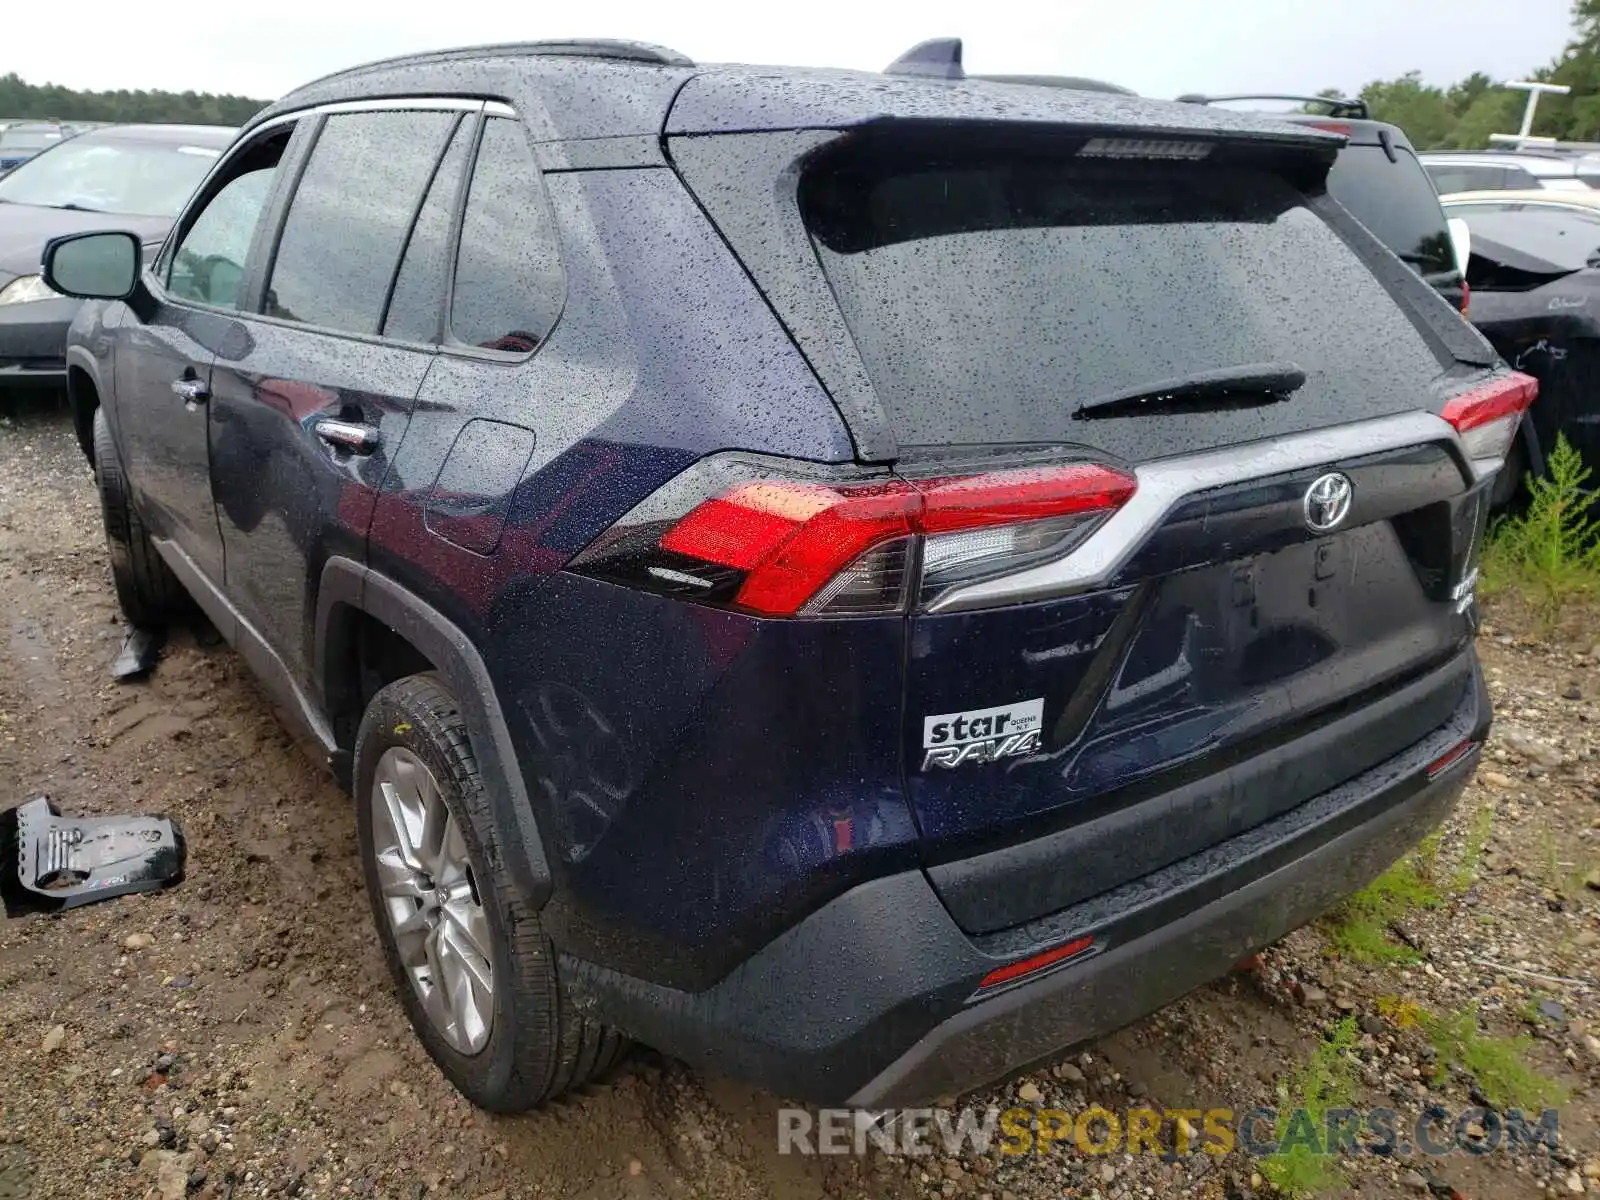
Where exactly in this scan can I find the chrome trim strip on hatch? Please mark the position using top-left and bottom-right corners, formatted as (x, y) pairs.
(926, 412), (1467, 614)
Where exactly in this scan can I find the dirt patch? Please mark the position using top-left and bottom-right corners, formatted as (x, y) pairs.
(0, 401), (1595, 1200)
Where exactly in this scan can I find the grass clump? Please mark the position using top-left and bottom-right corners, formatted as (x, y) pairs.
(1452, 800), (1496, 892)
(1322, 854), (1442, 965)
(1259, 1017), (1361, 1198)
(1425, 1003), (1569, 1111)
(1481, 433), (1600, 619)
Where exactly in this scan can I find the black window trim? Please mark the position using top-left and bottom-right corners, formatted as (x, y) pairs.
(376, 111), (471, 340)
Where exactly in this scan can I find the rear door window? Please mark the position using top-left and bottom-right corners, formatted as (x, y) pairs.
(800, 144), (1444, 454)
(263, 108), (457, 336)
(448, 117), (563, 353)
(1325, 144), (1455, 275)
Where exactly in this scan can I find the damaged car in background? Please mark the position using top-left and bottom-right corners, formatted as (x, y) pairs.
(1442, 191), (1600, 506)
(0, 123), (232, 411)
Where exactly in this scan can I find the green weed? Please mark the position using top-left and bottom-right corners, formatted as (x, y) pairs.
(1259, 1017), (1361, 1198)
(1322, 856), (1441, 964)
(1425, 1003), (1569, 1111)
(1481, 434), (1600, 621)
(1452, 800), (1496, 892)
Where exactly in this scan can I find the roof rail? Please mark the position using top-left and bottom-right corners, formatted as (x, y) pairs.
(522, 39), (693, 66)
(1176, 92), (1369, 120)
(301, 39), (693, 89)
(974, 73), (1136, 96)
(884, 38), (964, 81)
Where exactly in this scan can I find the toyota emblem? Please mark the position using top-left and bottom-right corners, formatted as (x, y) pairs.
(1303, 472), (1354, 533)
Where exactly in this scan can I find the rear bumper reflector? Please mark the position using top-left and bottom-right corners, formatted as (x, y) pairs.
(977, 935), (1095, 991)
(1425, 737), (1479, 779)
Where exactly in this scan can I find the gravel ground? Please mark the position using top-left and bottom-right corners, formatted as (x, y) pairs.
(0, 400), (1596, 1200)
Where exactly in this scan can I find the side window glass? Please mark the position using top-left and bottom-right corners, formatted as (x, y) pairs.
(449, 117), (563, 353)
(166, 130), (288, 310)
(1425, 166), (1455, 194)
(381, 117), (475, 344)
(263, 109), (456, 335)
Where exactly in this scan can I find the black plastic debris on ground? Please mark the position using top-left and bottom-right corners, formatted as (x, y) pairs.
(0, 795), (184, 916)
(112, 625), (165, 681)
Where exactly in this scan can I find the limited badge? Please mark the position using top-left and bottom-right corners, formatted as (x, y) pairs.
(921, 698), (1045, 770)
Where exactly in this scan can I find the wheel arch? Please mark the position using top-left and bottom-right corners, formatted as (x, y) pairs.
(64, 344), (105, 465)
(315, 556), (554, 908)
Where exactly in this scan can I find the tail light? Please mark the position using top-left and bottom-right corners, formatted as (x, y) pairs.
(1441, 372), (1537, 467)
(570, 454), (1136, 618)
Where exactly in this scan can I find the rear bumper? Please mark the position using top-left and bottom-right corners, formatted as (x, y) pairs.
(563, 654), (1489, 1104)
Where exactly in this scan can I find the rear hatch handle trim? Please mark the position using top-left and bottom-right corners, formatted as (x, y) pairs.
(926, 410), (1467, 613)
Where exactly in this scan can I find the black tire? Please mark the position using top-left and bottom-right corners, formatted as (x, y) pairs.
(93, 407), (186, 626)
(354, 674), (627, 1111)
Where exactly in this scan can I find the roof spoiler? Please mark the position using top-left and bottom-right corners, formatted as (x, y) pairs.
(1177, 93), (1369, 120)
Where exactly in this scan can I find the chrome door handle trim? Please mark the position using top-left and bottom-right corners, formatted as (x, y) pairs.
(314, 419), (380, 454)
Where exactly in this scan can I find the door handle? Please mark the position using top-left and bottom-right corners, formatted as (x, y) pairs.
(170, 377), (209, 403)
(314, 419), (380, 455)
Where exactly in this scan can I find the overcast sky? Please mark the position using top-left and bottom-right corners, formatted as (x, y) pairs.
(2, 0), (1579, 103)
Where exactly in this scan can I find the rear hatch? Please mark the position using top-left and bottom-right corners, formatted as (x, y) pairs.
(666, 81), (1506, 934)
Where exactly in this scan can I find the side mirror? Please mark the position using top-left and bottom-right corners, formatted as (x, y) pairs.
(1446, 217), (1472, 275)
(41, 230), (140, 300)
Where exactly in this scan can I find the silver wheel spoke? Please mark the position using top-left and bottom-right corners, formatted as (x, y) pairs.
(378, 779), (423, 871)
(417, 778), (448, 877)
(370, 745), (495, 1056)
(434, 814), (469, 886)
(442, 893), (491, 958)
(376, 849), (424, 899)
(421, 925), (453, 1031)
(441, 914), (493, 993)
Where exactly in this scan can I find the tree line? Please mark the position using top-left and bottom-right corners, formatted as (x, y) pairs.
(1326, 0), (1600, 148)
(0, 72), (267, 127)
(7, 4), (1600, 148)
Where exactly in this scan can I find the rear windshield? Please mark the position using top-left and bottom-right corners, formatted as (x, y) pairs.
(800, 148), (1444, 451)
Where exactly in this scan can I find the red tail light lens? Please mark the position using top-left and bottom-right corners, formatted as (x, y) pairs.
(661, 479), (918, 616)
(1441, 372), (1538, 464)
(571, 456), (1136, 618)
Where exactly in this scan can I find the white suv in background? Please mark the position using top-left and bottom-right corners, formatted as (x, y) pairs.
(1420, 151), (1596, 194)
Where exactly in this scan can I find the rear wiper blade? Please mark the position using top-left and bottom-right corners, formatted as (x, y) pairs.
(1073, 361), (1307, 420)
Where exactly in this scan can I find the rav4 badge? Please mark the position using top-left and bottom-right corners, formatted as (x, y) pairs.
(922, 698), (1045, 770)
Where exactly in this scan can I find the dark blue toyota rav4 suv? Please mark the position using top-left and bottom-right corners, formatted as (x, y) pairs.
(47, 37), (1525, 1112)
